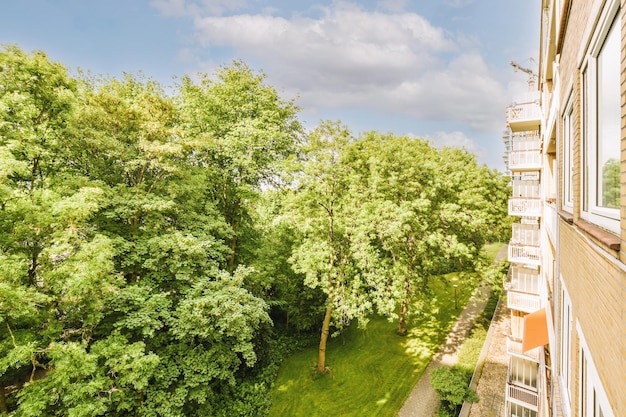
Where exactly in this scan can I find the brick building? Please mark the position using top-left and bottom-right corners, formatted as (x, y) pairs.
(503, 1), (626, 416)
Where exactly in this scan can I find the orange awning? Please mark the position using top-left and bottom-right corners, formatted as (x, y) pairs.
(522, 308), (549, 352)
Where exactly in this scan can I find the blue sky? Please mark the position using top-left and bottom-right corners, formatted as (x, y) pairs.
(1, 0), (540, 170)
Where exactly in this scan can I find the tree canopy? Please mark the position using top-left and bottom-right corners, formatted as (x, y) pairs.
(0, 45), (511, 415)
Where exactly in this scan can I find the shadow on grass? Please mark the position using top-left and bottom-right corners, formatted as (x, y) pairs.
(269, 274), (476, 417)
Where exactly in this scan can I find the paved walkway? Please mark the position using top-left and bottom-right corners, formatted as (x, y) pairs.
(466, 297), (509, 417)
(397, 245), (508, 417)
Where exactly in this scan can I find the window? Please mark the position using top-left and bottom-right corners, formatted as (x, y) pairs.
(509, 403), (538, 417)
(581, 3), (621, 233)
(559, 282), (572, 404)
(578, 325), (615, 417)
(510, 356), (539, 388)
(563, 96), (574, 211)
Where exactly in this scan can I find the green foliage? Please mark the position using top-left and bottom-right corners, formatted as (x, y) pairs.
(177, 61), (303, 270)
(0, 46), (287, 416)
(602, 158), (620, 208)
(1, 44), (511, 416)
(430, 366), (478, 415)
(269, 274), (476, 416)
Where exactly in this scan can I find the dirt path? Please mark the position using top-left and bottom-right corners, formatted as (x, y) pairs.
(397, 245), (507, 417)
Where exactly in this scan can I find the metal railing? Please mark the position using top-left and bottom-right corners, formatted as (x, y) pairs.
(507, 290), (541, 313)
(509, 266), (541, 294)
(506, 92), (542, 132)
(508, 244), (541, 266)
(509, 198), (542, 217)
(506, 382), (539, 410)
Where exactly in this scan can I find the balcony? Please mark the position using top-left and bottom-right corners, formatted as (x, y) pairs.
(506, 357), (539, 411)
(507, 289), (541, 313)
(509, 150), (542, 171)
(509, 198), (542, 217)
(506, 92), (541, 132)
(510, 134), (541, 171)
(512, 133), (541, 151)
(507, 266), (541, 313)
(507, 336), (540, 362)
(509, 180), (541, 217)
(506, 399), (538, 417)
(506, 382), (539, 410)
(508, 244), (541, 267)
(511, 223), (539, 245)
(509, 265), (541, 295)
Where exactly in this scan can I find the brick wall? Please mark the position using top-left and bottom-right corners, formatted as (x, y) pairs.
(552, 1), (626, 416)
(559, 224), (626, 417)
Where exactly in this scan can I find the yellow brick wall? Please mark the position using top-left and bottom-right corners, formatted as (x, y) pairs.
(552, 1), (626, 415)
(559, 223), (626, 417)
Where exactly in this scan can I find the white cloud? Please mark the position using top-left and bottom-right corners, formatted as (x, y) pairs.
(157, 1), (509, 136)
(426, 130), (487, 159)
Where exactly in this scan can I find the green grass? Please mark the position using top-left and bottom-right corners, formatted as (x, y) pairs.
(268, 276), (474, 417)
(269, 243), (505, 417)
(456, 286), (502, 372)
(482, 242), (503, 263)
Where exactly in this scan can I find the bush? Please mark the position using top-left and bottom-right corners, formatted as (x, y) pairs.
(430, 366), (478, 415)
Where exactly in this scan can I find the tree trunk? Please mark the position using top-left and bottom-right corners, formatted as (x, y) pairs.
(228, 235), (237, 272)
(27, 246), (40, 286)
(0, 384), (7, 414)
(398, 297), (408, 335)
(317, 304), (333, 373)
(398, 276), (411, 335)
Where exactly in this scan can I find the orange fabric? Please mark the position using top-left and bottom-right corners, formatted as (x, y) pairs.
(522, 308), (549, 352)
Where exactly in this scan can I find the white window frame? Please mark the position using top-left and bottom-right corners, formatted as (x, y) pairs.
(563, 92), (575, 212)
(559, 279), (572, 411)
(580, 1), (621, 234)
(577, 323), (615, 417)
(509, 402), (538, 417)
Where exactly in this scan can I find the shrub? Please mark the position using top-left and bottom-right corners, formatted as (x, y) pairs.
(430, 366), (478, 415)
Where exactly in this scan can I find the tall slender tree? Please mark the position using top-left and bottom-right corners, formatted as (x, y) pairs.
(285, 121), (383, 373)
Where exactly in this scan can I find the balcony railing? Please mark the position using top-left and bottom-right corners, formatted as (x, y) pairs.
(512, 133), (541, 151)
(506, 92), (541, 132)
(507, 337), (540, 362)
(510, 266), (541, 294)
(509, 150), (542, 171)
(508, 244), (541, 266)
(512, 179), (540, 197)
(511, 223), (540, 246)
(507, 289), (541, 313)
(509, 198), (542, 217)
(506, 382), (539, 410)
(506, 398), (539, 417)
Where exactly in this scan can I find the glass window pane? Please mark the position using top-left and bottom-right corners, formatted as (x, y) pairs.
(596, 15), (620, 209)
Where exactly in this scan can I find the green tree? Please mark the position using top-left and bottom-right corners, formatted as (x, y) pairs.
(246, 190), (326, 333)
(1, 47), (276, 416)
(177, 61), (303, 271)
(285, 121), (377, 373)
(602, 158), (620, 208)
(0, 45), (109, 413)
(341, 134), (509, 335)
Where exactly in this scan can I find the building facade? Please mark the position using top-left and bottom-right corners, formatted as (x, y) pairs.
(503, 1), (626, 416)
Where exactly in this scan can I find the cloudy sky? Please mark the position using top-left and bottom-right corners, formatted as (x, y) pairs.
(1, 0), (540, 170)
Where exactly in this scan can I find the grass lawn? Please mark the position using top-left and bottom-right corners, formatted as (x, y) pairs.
(268, 243), (503, 417)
